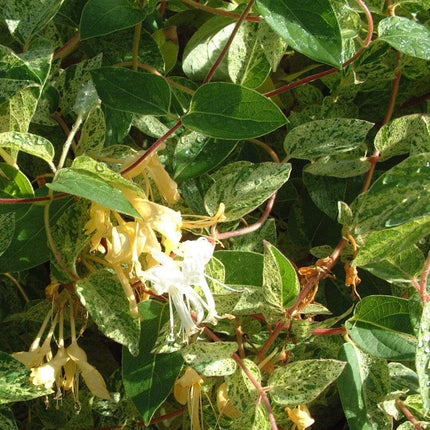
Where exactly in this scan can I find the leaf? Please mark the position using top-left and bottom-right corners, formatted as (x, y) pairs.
(17, 39), (53, 86)
(374, 114), (430, 160)
(76, 105), (106, 156)
(0, 405), (18, 430)
(378, 16), (430, 60)
(182, 82), (287, 139)
(345, 295), (417, 360)
(0, 213), (15, 257)
(229, 218), (277, 253)
(47, 159), (142, 219)
(353, 154), (430, 235)
(337, 343), (392, 430)
(181, 342), (237, 376)
(268, 359), (346, 406)
(256, 0), (343, 67)
(122, 301), (183, 425)
(76, 269), (141, 356)
(416, 301), (430, 412)
(0, 351), (52, 404)
(0, 132), (55, 166)
(304, 155), (370, 178)
(173, 132), (238, 182)
(354, 218), (430, 265)
(0, 162), (33, 201)
(225, 359), (261, 413)
(358, 245), (425, 284)
(0, 192), (71, 273)
(214, 250), (263, 287)
(284, 118), (373, 160)
(389, 362), (419, 394)
(1, 0), (64, 45)
(204, 161), (291, 221)
(79, 0), (146, 40)
(262, 242), (299, 309)
(92, 67), (171, 116)
(257, 21), (288, 72)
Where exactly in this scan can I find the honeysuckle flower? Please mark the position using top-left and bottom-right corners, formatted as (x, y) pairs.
(122, 149), (180, 204)
(287, 404), (315, 430)
(84, 203), (112, 253)
(141, 238), (217, 337)
(174, 367), (204, 430)
(217, 382), (241, 419)
(122, 188), (182, 254)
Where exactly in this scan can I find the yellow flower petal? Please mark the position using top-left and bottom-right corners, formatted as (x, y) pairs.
(30, 347), (69, 390)
(217, 382), (241, 419)
(287, 404), (315, 430)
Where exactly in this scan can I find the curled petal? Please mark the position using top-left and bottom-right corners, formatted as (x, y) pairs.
(217, 383), (241, 419)
(287, 404), (315, 430)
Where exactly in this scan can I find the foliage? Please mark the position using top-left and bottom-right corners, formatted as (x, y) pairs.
(0, 0), (429, 429)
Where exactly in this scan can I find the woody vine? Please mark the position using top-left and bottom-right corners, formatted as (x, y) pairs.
(0, 0), (429, 429)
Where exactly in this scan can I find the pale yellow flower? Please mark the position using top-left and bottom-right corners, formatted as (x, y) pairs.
(217, 382), (241, 418)
(287, 404), (315, 430)
(122, 150), (180, 204)
(174, 367), (204, 430)
(84, 203), (112, 253)
(30, 347), (69, 390)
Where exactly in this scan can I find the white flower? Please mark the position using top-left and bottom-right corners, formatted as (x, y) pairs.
(141, 238), (217, 337)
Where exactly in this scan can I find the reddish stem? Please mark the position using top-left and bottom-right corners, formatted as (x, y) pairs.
(204, 327), (279, 430)
(53, 33), (81, 60)
(120, 120), (182, 176)
(204, 0), (256, 83)
(313, 327), (347, 336)
(259, 321), (285, 357)
(395, 399), (423, 430)
(420, 254), (430, 303)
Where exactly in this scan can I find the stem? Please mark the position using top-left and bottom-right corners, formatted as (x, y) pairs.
(57, 112), (84, 171)
(52, 111), (78, 154)
(54, 33), (81, 61)
(204, 327), (278, 430)
(265, 0), (374, 99)
(120, 120), (182, 176)
(181, 0), (260, 22)
(420, 253), (430, 303)
(313, 327), (347, 336)
(395, 399), (423, 430)
(204, 0), (256, 83)
(0, 193), (69, 204)
(2, 273), (29, 303)
(259, 322), (284, 357)
(132, 22), (143, 71)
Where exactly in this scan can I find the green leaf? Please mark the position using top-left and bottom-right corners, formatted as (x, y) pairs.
(268, 359), (346, 406)
(92, 67), (171, 116)
(0, 351), (52, 404)
(357, 245), (425, 284)
(122, 301), (183, 425)
(47, 159), (142, 219)
(0, 132), (55, 166)
(353, 154), (430, 235)
(173, 132), (238, 182)
(345, 295), (417, 360)
(181, 342), (237, 376)
(263, 242), (299, 309)
(79, 0), (146, 40)
(76, 269), (141, 356)
(0, 162), (33, 201)
(389, 362), (419, 394)
(256, 0), (343, 67)
(214, 250), (263, 287)
(304, 155), (370, 178)
(284, 118), (373, 161)
(378, 16), (430, 60)
(1, 0), (64, 45)
(182, 82), (287, 139)
(18, 39), (53, 86)
(0, 213), (15, 257)
(204, 161), (291, 221)
(76, 105), (106, 156)
(0, 405), (18, 430)
(337, 343), (392, 430)
(257, 21), (288, 72)
(416, 301), (430, 412)
(225, 358), (260, 413)
(0, 192), (71, 273)
(374, 114), (430, 160)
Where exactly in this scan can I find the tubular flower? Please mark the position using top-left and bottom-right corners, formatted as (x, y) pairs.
(217, 382), (241, 419)
(287, 404), (315, 430)
(174, 367), (204, 430)
(84, 203), (112, 253)
(122, 150), (180, 204)
(30, 347), (69, 390)
(141, 238), (217, 338)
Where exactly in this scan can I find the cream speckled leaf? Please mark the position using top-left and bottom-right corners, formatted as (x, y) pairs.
(76, 269), (141, 356)
(2, 0), (64, 45)
(269, 359), (346, 406)
(0, 131), (54, 164)
(353, 154), (430, 235)
(226, 358), (260, 413)
(284, 118), (374, 160)
(374, 114), (430, 160)
(205, 161), (291, 221)
(416, 302), (430, 412)
(229, 403), (271, 430)
(76, 105), (106, 156)
(257, 21), (288, 72)
(0, 351), (52, 404)
(304, 155), (370, 178)
(181, 342), (237, 376)
(0, 213), (14, 257)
